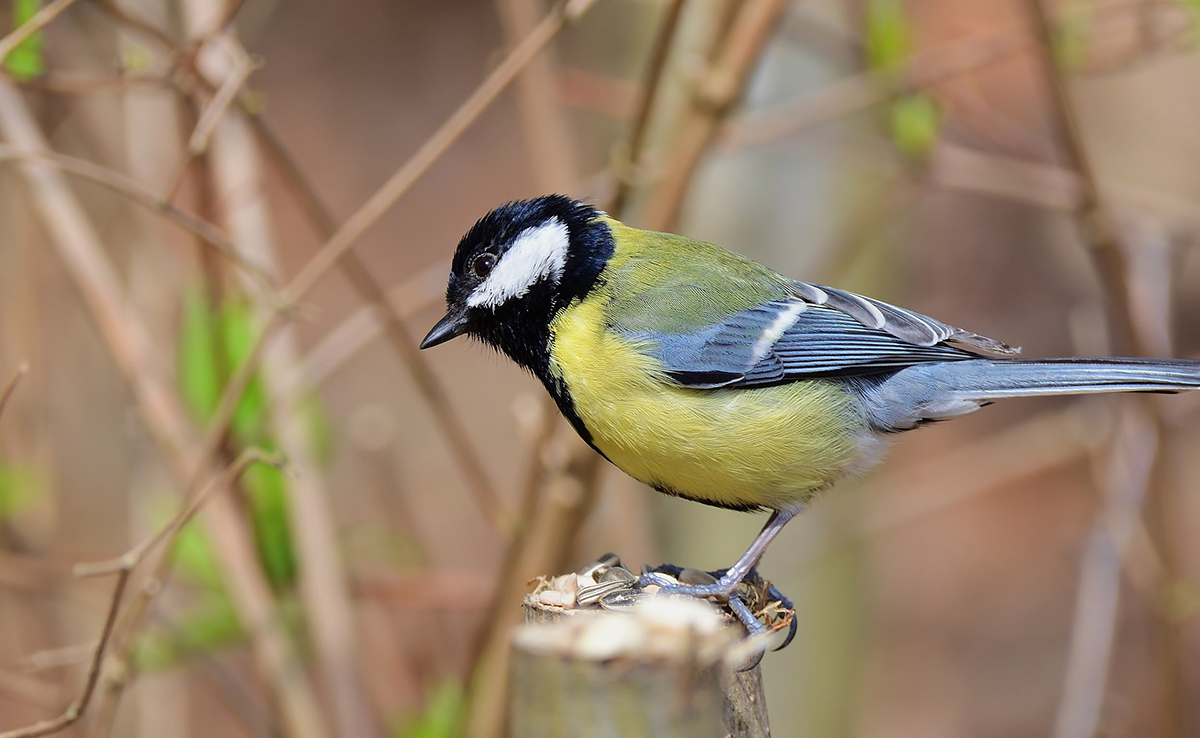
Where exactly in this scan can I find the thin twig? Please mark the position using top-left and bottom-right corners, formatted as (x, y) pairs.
(1053, 406), (1159, 738)
(283, 0), (600, 302)
(76, 450), (285, 579)
(0, 572), (129, 738)
(0, 363), (29, 422)
(248, 98), (508, 534)
(0, 76), (329, 738)
(495, 0), (579, 190)
(1025, 2), (1187, 734)
(640, 0), (790, 231)
(17, 72), (174, 95)
(234, 0), (601, 533)
(0, 0), (82, 65)
(0, 146), (277, 289)
(84, 0), (601, 533)
(87, 0), (179, 54)
(187, 51), (258, 155)
(608, 0), (688, 215)
(1026, 0), (1141, 355)
(183, 13), (378, 734)
(291, 262), (447, 390)
(724, 0), (1186, 151)
(0, 451), (280, 738)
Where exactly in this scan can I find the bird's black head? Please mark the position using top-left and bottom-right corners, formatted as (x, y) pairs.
(418, 195), (614, 375)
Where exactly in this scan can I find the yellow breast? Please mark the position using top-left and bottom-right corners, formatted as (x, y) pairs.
(549, 296), (869, 511)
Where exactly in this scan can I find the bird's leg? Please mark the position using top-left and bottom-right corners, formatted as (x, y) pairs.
(639, 508), (799, 600)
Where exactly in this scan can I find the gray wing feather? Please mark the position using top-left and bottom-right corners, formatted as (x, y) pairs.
(626, 282), (1019, 389)
(795, 281), (1017, 355)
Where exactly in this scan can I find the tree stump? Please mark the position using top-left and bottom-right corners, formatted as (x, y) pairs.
(508, 556), (789, 738)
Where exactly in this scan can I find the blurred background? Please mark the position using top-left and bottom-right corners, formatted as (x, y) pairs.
(0, 0), (1199, 736)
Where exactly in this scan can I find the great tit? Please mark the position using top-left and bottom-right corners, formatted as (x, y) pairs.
(420, 194), (1200, 629)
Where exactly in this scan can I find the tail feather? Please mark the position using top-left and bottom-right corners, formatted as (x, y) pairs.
(863, 358), (1200, 431)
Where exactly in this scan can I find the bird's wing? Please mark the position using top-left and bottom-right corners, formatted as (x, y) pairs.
(622, 282), (1020, 389)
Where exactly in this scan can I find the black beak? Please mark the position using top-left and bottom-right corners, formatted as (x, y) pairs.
(419, 306), (470, 349)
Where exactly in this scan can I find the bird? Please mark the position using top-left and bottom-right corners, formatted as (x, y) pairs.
(419, 194), (1200, 633)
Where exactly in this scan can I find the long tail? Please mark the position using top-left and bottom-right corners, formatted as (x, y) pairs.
(863, 358), (1200, 430)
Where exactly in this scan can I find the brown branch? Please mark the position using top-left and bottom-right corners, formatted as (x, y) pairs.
(0, 76), (329, 738)
(87, 0), (179, 54)
(17, 72), (174, 95)
(230, 0), (602, 534)
(0, 363), (28, 422)
(0, 0), (82, 65)
(2, 1), (608, 733)
(0, 146), (277, 289)
(185, 16), (378, 735)
(1024, 3), (1189, 736)
(0, 571), (129, 738)
(608, 0), (688, 215)
(80, 0), (598, 534)
(1026, 0), (1142, 355)
(1054, 406), (1161, 738)
(495, 0), (579, 191)
(283, 0), (600, 302)
(248, 98), (508, 534)
(187, 49), (258, 155)
(724, 0), (1185, 151)
(76, 450), (285, 579)
(292, 262), (447, 389)
(461, 8), (694, 734)
(640, 0), (790, 231)
(0, 451), (280, 738)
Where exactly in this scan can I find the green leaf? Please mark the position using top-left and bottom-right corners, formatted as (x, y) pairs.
(174, 286), (342, 594)
(176, 286), (269, 444)
(0, 462), (46, 519)
(888, 93), (941, 160)
(864, 0), (913, 73)
(5, 0), (46, 82)
(242, 461), (296, 589)
(395, 680), (466, 738)
(219, 298), (270, 445)
(172, 518), (225, 589)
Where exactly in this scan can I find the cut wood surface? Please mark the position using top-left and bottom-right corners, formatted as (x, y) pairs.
(509, 560), (784, 738)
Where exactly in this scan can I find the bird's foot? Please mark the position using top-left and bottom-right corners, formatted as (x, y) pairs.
(636, 563), (797, 655)
(570, 554), (796, 667)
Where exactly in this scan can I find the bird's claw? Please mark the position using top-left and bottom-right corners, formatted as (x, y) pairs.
(635, 563), (795, 661)
(570, 555), (795, 666)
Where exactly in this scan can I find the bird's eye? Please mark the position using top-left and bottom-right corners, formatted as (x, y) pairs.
(471, 252), (497, 278)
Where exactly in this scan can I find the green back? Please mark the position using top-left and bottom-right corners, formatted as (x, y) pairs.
(600, 220), (794, 335)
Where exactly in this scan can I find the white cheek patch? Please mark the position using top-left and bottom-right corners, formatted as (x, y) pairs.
(467, 219), (570, 308)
